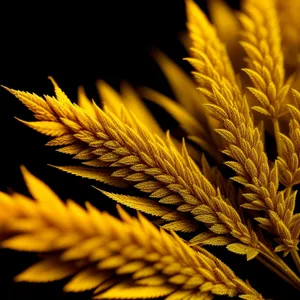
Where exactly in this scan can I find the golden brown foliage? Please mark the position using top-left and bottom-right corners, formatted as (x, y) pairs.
(2, 0), (300, 299)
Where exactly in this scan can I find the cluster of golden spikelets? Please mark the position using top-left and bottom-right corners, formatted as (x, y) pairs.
(0, 167), (263, 299)
(1, 0), (300, 299)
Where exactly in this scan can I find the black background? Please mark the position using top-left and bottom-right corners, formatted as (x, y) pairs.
(0, 1), (298, 299)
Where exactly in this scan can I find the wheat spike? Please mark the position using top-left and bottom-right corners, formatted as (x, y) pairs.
(8, 86), (300, 292)
(185, 0), (299, 255)
(2, 0), (300, 296)
(185, 0), (246, 116)
(4, 0), (300, 289)
(7, 78), (300, 291)
(97, 80), (204, 165)
(277, 90), (300, 187)
(0, 167), (264, 300)
(200, 153), (237, 210)
(96, 80), (163, 139)
(239, 0), (289, 119)
(5, 82), (268, 256)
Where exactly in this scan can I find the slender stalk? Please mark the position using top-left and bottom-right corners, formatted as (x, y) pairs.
(256, 255), (299, 290)
(272, 118), (282, 156)
(192, 242), (300, 290)
(291, 250), (300, 273)
(259, 242), (300, 289)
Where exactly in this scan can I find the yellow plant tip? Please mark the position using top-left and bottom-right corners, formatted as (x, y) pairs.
(14, 258), (77, 282)
(48, 165), (129, 188)
(120, 81), (163, 137)
(1, 85), (13, 93)
(116, 204), (132, 223)
(20, 166), (67, 220)
(48, 76), (71, 105)
(47, 76), (62, 94)
(208, 0), (241, 70)
(151, 48), (207, 118)
(96, 80), (123, 116)
(63, 268), (109, 292)
(77, 85), (96, 117)
(16, 118), (69, 136)
(20, 165), (32, 184)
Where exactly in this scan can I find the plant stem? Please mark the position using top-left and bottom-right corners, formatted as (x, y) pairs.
(256, 255), (299, 290)
(292, 250), (300, 273)
(192, 242), (300, 290)
(272, 118), (282, 156)
(259, 242), (300, 290)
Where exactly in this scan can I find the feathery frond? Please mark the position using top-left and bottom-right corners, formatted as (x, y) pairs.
(185, 0), (299, 255)
(0, 168), (264, 299)
(6, 74), (300, 291)
(239, 0), (288, 119)
(5, 83), (265, 253)
(276, 90), (300, 190)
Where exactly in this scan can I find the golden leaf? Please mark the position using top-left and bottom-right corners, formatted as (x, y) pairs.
(227, 243), (259, 261)
(15, 258), (77, 282)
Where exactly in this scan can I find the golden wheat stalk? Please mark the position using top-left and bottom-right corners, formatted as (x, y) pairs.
(4, 81), (300, 289)
(185, 0), (299, 257)
(0, 167), (264, 300)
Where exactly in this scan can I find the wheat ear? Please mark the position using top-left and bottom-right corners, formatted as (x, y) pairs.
(239, 0), (288, 121)
(185, 0), (299, 256)
(4, 82), (300, 288)
(276, 89), (300, 271)
(184, 0), (247, 116)
(277, 89), (300, 188)
(4, 83), (263, 251)
(0, 167), (264, 300)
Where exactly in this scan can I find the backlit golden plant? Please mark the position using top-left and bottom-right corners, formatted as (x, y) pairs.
(2, 0), (300, 299)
